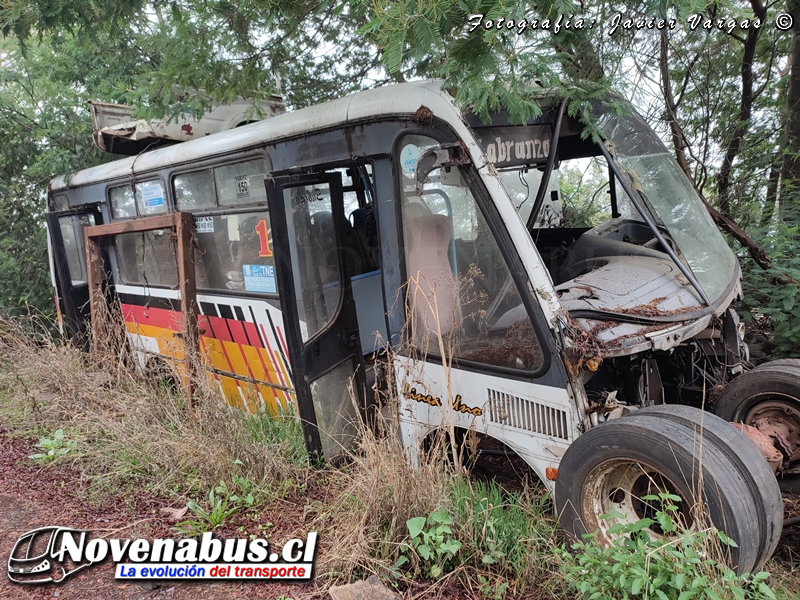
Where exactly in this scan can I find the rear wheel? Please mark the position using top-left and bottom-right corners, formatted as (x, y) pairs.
(555, 416), (762, 575)
(623, 405), (782, 569)
(715, 364), (800, 492)
(752, 358), (800, 371)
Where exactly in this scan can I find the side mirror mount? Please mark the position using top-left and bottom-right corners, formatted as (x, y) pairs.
(415, 142), (470, 194)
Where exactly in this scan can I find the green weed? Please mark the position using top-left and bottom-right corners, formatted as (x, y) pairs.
(557, 493), (778, 600)
(176, 475), (258, 535)
(29, 429), (76, 463)
(399, 507), (462, 579)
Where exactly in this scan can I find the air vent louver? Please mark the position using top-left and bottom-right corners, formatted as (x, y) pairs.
(487, 388), (569, 440)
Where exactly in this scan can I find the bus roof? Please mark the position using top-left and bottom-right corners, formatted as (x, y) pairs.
(50, 80), (464, 192)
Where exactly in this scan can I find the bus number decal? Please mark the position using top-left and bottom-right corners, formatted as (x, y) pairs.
(255, 219), (273, 257)
(235, 175), (251, 198)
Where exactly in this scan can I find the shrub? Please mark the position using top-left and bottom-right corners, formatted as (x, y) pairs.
(556, 494), (778, 600)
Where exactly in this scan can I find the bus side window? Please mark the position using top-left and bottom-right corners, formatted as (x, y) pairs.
(216, 160), (268, 206)
(114, 230), (179, 288)
(135, 181), (168, 216)
(110, 181), (168, 218)
(398, 134), (544, 371)
(58, 215), (94, 284)
(174, 170), (216, 210)
(110, 185), (136, 219)
(188, 212), (276, 293)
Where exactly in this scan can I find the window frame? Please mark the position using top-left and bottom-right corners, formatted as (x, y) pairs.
(108, 177), (170, 220)
(392, 127), (555, 381)
(169, 153), (272, 214)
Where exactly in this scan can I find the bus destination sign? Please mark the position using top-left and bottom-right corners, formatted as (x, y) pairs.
(475, 125), (552, 168)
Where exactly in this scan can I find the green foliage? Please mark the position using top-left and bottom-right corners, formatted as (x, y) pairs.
(399, 507), (462, 579)
(29, 428), (76, 463)
(243, 406), (308, 467)
(559, 158), (612, 227)
(741, 222), (800, 355)
(557, 494), (777, 600)
(390, 477), (560, 594)
(176, 475), (257, 535)
(449, 476), (555, 579)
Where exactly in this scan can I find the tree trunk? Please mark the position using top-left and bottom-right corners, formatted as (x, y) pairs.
(659, 30), (693, 183)
(761, 149), (782, 227)
(781, 0), (800, 225)
(716, 0), (765, 217)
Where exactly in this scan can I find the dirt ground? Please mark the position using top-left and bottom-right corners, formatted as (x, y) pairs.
(0, 427), (322, 600)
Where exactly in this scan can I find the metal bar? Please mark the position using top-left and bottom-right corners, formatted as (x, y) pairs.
(608, 163), (619, 218)
(527, 100), (566, 231)
(598, 143), (711, 306)
(84, 231), (104, 353)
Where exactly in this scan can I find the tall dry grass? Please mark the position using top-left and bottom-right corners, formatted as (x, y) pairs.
(0, 310), (306, 502)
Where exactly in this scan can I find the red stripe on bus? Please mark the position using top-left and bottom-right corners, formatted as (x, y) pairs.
(227, 319), (250, 347)
(243, 321), (264, 349)
(207, 316), (233, 342)
(121, 303), (182, 332)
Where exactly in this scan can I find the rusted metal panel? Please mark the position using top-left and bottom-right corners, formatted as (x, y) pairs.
(731, 423), (783, 473)
(84, 213), (176, 237)
(175, 212), (198, 401)
(84, 212), (199, 401)
(89, 97), (285, 156)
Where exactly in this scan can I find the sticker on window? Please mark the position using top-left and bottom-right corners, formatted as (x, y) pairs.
(235, 175), (251, 198)
(242, 264), (276, 293)
(194, 216), (215, 233)
(140, 182), (165, 207)
(400, 144), (421, 175)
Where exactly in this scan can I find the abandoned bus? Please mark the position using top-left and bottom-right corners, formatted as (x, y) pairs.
(46, 81), (788, 573)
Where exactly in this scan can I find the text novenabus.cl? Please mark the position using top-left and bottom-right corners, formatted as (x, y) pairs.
(8, 527), (318, 584)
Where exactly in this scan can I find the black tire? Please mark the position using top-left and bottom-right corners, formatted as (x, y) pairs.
(623, 405), (782, 569)
(715, 365), (800, 493)
(752, 358), (800, 372)
(555, 416), (762, 575)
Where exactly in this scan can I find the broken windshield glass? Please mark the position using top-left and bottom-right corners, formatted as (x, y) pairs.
(597, 109), (737, 305)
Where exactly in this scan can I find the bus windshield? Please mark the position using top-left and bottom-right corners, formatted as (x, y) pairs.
(597, 108), (737, 305)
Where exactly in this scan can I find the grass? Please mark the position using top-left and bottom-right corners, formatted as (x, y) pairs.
(0, 313), (798, 598)
(0, 313), (306, 505)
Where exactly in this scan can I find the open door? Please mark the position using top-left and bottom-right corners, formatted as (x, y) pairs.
(267, 173), (367, 462)
(46, 208), (103, 338)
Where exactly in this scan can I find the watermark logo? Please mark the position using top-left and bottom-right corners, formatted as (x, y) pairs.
(8, 527), (97, 584)
(8, 527), (318, 585)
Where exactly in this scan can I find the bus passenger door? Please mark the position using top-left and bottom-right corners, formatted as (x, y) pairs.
(267, 173), (367, 462)
(46, 208), (103, 338)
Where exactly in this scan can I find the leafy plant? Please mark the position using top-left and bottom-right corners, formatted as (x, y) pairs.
(741, 222), (800, 356)
(478, 574), (509, 600)
(449, 477), (555, 578)
(398, 507), (462, 579)
(556, 493), (778, 600)
(29, 429), (76, 463)
(175, 475), (258, 535)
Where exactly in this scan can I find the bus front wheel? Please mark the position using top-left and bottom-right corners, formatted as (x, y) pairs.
(555, 416), (763, 575)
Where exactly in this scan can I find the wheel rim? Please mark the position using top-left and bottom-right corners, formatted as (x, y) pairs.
(743, 393), (800, 469)
(580, 459), (694, 543)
